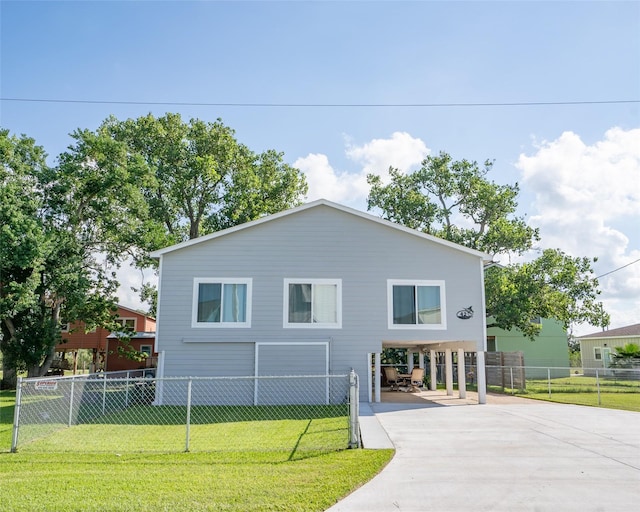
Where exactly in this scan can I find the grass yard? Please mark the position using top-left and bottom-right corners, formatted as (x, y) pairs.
(0, 390), (393, 512)
(492, 375), (640, 412)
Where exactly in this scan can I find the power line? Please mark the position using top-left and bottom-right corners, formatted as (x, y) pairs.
(1, 97), (639, 108)
(596, 258), (640, 279)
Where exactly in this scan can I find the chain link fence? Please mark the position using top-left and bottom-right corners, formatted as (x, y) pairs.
(485, 366), (640, 410)
(11, 370), (359, 454)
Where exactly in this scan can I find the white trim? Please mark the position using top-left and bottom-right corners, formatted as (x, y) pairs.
(191, 278), (252, 328)
(153, 256), (163, 354)
(139, 344), (153, 356)
(480, 258), (488, 351)
(374, 352), (381, 403)
(150, 199), (491, 260)
(387, 279), (447, 330)
(283, 278), (342, 329)
(367, 352), (373, 403)
(594, 346), (603, 360)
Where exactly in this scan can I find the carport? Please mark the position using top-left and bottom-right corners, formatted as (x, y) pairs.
(368, 340), (487, 404)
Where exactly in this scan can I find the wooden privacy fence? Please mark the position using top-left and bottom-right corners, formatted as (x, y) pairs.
(485, 351), (526, 390)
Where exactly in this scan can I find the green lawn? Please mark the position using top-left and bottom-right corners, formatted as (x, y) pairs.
(0, 390), (393, 511)
(491, 375), (640, 412)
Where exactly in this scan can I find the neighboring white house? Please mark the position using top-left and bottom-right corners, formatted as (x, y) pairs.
(578, 323), (640, 375)
(150, 199), (491, 403)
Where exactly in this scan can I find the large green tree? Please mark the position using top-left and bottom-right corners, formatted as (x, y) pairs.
(96, 114), (308, 313)
(1, 114), (308, 385)
(0, 128), (148, 387)
(100, 113), (307, 247)
(367, 152), (609, 338)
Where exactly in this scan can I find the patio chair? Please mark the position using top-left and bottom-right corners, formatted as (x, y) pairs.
(383, 367), (404, 391)
(408, 367), (425, 391)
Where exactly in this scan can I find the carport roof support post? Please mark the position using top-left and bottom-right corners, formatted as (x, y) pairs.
(477, 351), (486, 404)
(445, 349), (454, 396)
(457, 348), (467, 399)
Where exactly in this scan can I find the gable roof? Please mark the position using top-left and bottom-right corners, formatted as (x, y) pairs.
(149, 199), (492, 260)
(116, 304), (155, 320)
(578, 323), (640, 339)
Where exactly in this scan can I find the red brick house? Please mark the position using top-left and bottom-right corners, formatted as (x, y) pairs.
(55, 305), (157, 373)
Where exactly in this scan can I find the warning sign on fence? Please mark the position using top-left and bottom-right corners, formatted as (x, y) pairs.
(34, 380), (59, 391)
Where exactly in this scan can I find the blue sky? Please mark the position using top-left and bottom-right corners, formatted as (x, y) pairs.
(1, 0), (639, 335)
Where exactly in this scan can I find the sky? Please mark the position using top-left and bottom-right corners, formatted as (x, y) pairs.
(1, 0), (639, 336)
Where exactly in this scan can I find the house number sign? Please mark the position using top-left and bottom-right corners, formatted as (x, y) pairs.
(456, 306), (474, 320)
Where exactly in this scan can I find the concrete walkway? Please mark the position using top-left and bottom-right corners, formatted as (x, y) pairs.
(328, 393), (640, 512)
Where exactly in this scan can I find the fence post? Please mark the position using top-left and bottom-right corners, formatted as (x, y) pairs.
(596, 369), (601, 406)
(101, 375), (108, 414)
(69, 377), (76, 427)
(11, 377), (23, 452)
(349, 370), (360, 449)
(125, 371), (130, 407)
(185, 378), (192, 452)
(509, 367), (514, 394)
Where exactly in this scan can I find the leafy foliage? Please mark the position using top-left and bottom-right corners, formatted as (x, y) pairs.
(1, 116), (307, 386)
(0, 128), (145, 386)
(613, 343), (640, 359)
(101, 113), (308, 249)
(97, 113), (308, 307)
(611, 343), (640, 368)
(367, 151), (608, 338)
(484, 251), (609, 338)
(368, 152), (539, 257)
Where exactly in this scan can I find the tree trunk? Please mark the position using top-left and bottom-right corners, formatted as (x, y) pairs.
(1, 319), (18, 389)
(1, 358), (17, 389)
(38, 346), (56, 377)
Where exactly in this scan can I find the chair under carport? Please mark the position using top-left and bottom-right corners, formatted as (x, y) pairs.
(369, 341), (487, 404)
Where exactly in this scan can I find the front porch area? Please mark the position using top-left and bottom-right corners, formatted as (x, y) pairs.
(368, 340), (487, 404)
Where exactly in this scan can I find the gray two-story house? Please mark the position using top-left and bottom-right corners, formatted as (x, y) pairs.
(150, 200), (491, 403)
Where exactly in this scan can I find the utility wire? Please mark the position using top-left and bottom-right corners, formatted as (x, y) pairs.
(596, 258), (640, 279)
(1, 97), (639, 108)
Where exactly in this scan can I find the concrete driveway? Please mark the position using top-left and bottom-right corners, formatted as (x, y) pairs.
(328, 393), (640, 512)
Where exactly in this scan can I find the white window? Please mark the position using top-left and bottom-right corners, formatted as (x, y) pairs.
(140, 344), (153, 356)
(594, 347), (602, 360)
(387, 280), (446, 329)
(192, 278), (252, 328)
(115, 318), (136, 331)
(284, 279), (342, 328)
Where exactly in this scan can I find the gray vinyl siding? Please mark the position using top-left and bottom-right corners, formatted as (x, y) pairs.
(256, 344), (329, 404)
(256, 344), (327, 376)
(580, 336), (640, 375)
(156, 204), (486, 401)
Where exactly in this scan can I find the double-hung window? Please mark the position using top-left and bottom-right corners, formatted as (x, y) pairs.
(388, 280), (446, 329)
(115, 318), (136, 331)
(284, 279), (342, 328)
(192, 278), (252, 328)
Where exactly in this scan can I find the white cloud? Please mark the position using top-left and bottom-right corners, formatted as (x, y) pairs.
(294, 153), (369, 205)
(345, 131), (430, 176)
(516, 127), (640, 334)
(295, 132), (429, 208)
